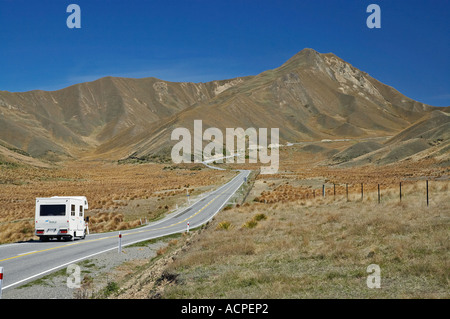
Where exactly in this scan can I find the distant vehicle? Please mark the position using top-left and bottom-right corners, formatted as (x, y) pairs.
(35, 196), (89, 241)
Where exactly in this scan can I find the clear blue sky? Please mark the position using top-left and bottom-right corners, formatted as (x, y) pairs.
(0, 0), (448, 106)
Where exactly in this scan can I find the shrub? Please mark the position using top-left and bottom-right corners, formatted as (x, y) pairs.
(216, 221), (233, 230)
(102, 281), (119, 297)
(253, 213), (267, 221)
(242, 219), (258, 229)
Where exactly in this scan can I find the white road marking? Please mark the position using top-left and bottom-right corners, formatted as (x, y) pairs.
(17, 250), (37, 256)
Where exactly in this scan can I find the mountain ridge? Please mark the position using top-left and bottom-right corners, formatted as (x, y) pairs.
(0, 48), (445, 164)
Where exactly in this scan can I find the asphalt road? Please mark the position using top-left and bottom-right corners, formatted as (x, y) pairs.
(0, 169), (250, 291)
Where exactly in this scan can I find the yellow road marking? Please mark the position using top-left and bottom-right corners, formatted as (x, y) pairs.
(0, 236), (111, 262)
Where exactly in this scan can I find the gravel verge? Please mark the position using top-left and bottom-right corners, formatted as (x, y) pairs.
(3, 240), (167, 299)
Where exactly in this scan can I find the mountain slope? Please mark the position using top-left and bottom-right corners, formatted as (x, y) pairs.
(0, 48), (441, 162)
(331, 108), (450, 167)
(0, 76), (247, 159)
(126, 49), (436, 160)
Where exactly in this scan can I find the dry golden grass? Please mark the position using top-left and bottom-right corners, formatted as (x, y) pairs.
(159, 179), (449, 298)
(227, 142), (448, 184)
(2, 144), (449, 298)
(0, 161), (235, 243)
(254, 179), (448, 205)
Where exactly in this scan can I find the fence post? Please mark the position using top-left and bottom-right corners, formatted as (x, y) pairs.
(333, 183), (336, 199)
(399, 182), (402, 202)
(346, 184), (348, 201)
(322, 185), (325, 197)
(378, 184), (380, 204)
(361, 183), (364, 201)
(426, 180), (429, 207)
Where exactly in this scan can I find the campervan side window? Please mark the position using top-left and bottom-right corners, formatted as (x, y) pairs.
(40, 204), (66, 216)
(71, 204), (76, 216)
(79, 205), (83, 217)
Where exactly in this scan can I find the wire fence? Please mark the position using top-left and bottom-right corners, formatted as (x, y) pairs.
(254, 178), (449, 206)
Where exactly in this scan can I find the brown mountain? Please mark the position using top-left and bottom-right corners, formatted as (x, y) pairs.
(330, 108), (450, 167)
(125, 48), (437, 159)
(0, 76), (247, 160)
(0, 48), (443, 164)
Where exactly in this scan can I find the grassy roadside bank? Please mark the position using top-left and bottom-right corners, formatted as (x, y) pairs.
(114, 180), (449, 298)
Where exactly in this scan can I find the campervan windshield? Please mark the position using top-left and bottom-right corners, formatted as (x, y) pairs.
(40, 204), (66, 216)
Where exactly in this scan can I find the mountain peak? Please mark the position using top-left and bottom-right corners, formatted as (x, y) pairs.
(292, 48), (321, 59)
(281, 48), (325, 68)
(298, 48), (320, 54)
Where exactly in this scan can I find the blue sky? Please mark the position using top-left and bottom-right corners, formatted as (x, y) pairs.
(0, 0), (449, 106)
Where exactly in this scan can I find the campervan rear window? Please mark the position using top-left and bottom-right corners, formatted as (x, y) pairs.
(40, 204), (66, 216)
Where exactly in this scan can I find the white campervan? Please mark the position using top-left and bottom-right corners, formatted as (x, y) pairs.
(35, 196), (89, 241)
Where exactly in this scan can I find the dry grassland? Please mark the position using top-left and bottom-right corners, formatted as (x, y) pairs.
(0, 161), (235, 243)
(1, 144), (448, 298)
(156, 180), (449, 298)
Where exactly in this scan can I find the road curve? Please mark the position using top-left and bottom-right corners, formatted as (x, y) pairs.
(0, 169), (250, 291)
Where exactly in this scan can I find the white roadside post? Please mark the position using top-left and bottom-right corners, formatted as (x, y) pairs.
(0, 267), (3, 299)
(118, 232), (122, 253)
(187, 222), (190, 233)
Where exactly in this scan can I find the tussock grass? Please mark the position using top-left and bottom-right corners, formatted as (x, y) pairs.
(242, 213), (268, 229)
(0, 161), (235, 243)
(160, 181), (449, 298)
(253, 213), (267, 221)
(242, 219), (258, 229)
(216, 221), (233, 231)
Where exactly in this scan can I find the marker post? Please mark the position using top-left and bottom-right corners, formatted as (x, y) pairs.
(118, 232), (122, 253)
(0, 267), (3, 299)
